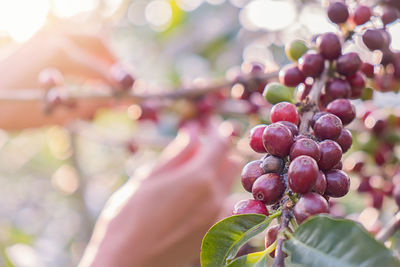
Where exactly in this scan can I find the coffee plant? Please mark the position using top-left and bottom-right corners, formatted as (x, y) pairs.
(201, 1), (400, 267)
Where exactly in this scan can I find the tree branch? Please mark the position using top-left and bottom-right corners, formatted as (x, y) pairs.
(376, 212), (400, 243)
(273, 201), (292, 267)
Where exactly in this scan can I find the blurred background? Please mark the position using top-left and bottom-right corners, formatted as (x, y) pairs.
(1, 0), (400, 266)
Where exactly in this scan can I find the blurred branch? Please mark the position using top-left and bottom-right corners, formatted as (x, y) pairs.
(376, 212), (400, 243)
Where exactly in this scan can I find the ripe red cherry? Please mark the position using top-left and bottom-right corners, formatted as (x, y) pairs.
(318, 140), (342, 170)
(261, 155), (284, 174)
(326, 98), (356, 125)
(363, 29), (385, 51)
(332, 160), (343, 170)
(360, 62), (374, 78)
(335, 129), (352, 153)
(288, 155), (319, 194)
(298, 52), (325, 78)
(317, 33), (342, 60)
(313, 114), (343, 140)
(279, 65), (305, 87)
(289, 138), (321, 161)
(347, 72), (366, 98)
(110, 65), (135, 91)
(313, 171), (327, 195)
(311, 112), (329, 128)
(325, 78), (351, 100)
(327, 2), (349, 24)
(293, 192), (329, 224)
(336, 52), (362, 77)
(380, 49), (395, 66)
(270, 102), (299, 125)
(250, 124), (268, 153)
(352, 5), (372, 25)
(265, 225), (280, 258)
(241, 160), (264, 192)
(252, 173), (285, 205)
(277, 121), (299, 136)
(233, 199), (269, 216)
(324, 170), (350, 198)
(381, 6), (399, 25)
(263, 123), (294, 157)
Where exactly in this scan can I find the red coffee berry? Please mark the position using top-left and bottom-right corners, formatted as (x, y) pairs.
(110, 65), (135, 91)
(327, 2), (349, 24)
(298, 52), (325, 78)
(270, 102), (299, 125)
(313, 114), (343, 140)
(324, 169), (350, 198)
(277, 121), (299, 136)
(332, 160), (343, 170)
(250, 124), (268, 153)
(252, 173), (285, 205)
(360, 62), (374, 78)
(369, 190), (384, 210)
(336, 129), (352, 153)
(233, 199), (269, 216)
(279, 65), (305, 87)
(381, 6), (399, 25)
(336, 52), (362, 77)
(294, 192), (329, 224)
(241, 160), (264, 192)
(265, 225), (279, 257)
(317, 33), (342, 60)
(311, 112), (329, 128)
(352, 5), (372, 25)
(326, 98), (356, 125)
(358, 176), (372, 193)
(362, 29), (385, 51)
(263, 123), (294, 157)
(288, 155), (319, 194)
(348, 72), (366, 99)
(290, 138), (321, 161)
(313, 171), (327, 195)
(325, 78), (351, 100)
(261, 155), (284, 174)
(319, 140), (342, 170)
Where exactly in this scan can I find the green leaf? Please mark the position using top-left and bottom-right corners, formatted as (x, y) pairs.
(284, 215), (400, 267)
(225, 250), (267, 267)
(201, 213), (279, 267)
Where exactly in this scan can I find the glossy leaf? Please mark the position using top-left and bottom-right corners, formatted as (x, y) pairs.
(225, 250), (267, 267)
(201, 213), (279, 267)
(284, 215), (400, 267)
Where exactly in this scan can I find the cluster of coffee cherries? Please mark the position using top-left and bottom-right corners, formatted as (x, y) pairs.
(327, 1), (400, 92)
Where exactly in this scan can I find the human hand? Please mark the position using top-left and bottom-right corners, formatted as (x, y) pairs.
(79, 119), (242, 267)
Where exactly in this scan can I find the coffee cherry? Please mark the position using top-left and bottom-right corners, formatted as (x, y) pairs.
(325, 78), (351, 100)
(288, 155), (319, 194)
(369, 190), (384, 210)
(336, 129), (352, 153)
(233, 199), (269, 216)
(392, 183), (400, 208)
(381, 6), (399, 25)
(314, 114), (343, 140)
(381, 49), (395, 66)
(311, 112), (329, 128)
(319, 140), (342, 170)
(298, 52), (325, 78)
(352, 5), (372, 25)
(324, 170), (350, 198)
(313, 171), (327, 195)
(241, 160), (264, 192)
(348, 72), (366, 98)
(293, 192), (329, 224)
(327, 2), (349, 24)
(110, 65), (135, 91)
(279, 65), (305, 87)
(360, 62), (375, 78)
(265, 225), (279, 257)
(285, 40), (309, 62)
(332, 160), (343, 170)
(127, 140), (139, 154)
(250, 125), (268, 153)
(336, 52), (362, 77)
(263, 82), (294, 104)
(317, 33), (342, 60)
(261, 155), (284, 174)
(326, 99), (356, 125)
(277, 121), (299, 136)
(252, 173), (285, 205)
(263, 123), (294, 157)
(290, 138), (321, 162)
(270, 102), (299, 125)
(363, 29), (385, 51)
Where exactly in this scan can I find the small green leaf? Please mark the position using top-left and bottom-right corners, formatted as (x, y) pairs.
(284, 215), (400, 267)
(201, 213), (279, 267)
(225, 250), (268, 267)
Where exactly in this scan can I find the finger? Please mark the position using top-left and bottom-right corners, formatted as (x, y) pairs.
(215, 154), (242, 196)
(150, 122), (201, 177)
